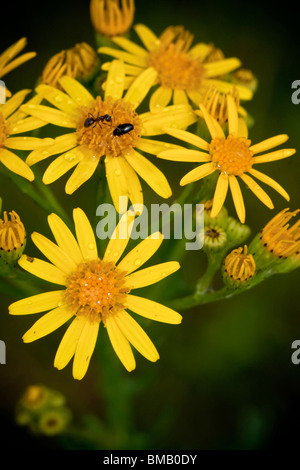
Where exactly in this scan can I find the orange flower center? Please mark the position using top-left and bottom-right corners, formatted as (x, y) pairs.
(0, 112), (10, 148)
(209, 134), (253, 176)
(76, 96), (142, 158)
(65, 259), (130, 323)
(149, 44), (205, 91)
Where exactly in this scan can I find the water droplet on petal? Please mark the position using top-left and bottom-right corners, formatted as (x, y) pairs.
(55, 95), (63, 103)
(89, 243), (95, 250)
(134, 258), (141, 267)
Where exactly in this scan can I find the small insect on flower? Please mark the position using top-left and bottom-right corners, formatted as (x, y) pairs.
(113, 123), (134, 137)
(84, 113), (112, 128)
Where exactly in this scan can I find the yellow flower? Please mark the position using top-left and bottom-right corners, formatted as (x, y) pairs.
(99, 24), (253, 112)
(21, 59), (196, 212)
(0, 38), (36, 97)
(41, 42), (99, 89)
(260, 208), (300, 258)
(158, 95), (296, 223)
(9, 208), (182, 380)
(0, 90), (50, 180)
(197, 85), (247, 127)
(90, 0), (135, 37)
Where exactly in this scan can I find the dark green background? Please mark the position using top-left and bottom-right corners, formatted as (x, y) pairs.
(0, 0), (299, 450)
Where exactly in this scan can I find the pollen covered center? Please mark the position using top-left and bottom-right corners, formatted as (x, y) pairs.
(210, 134), (253, 176)
(0, 112), (10, 148)
(149, 44), (205, 91)
(76, 96), (142, 158)
(64, 259), (130, 322)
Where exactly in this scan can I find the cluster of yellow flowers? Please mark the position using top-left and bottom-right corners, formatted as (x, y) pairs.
(0, 0), (299, 381)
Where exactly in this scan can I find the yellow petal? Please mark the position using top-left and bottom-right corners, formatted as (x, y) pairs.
(26, 133), (77, 166)
(0, 52), (36, 77)
(228, 175), (246, 223)
(98, 46), (148, 67)
(20, 103), (77, 128)
(149, 86), (172, 113)
(59, 76), (94, 107)
(103, 210), (136, 264)
(72, 320), (100, 380)
(73, 207), (98, 260)
(141, 105), (197, 136)
(18, 255), (67, 285)
(105, 316), (136, 372)
(105, 155), (130, 213)
(35, 84), (79, 116)
(203, 79), (253, 101)
(115, 311), (159, 362)
(112, 36), (148, 58)
(199, 104), (225, 140)
(124, 148), (172, 198)
(48, 213), (83, 265)
(237, 118), (248, 139)
(124, 67), (158, 109)
(188, 43), (212, 60)
(54, 316), (87, 370)
(180, 162), (215, 186)
(117, 232), (163, 275)
(9, 290), (65, 315)
(204, 57), (241, 77)
(42, 146), (84, 184)
(158, 148), (210, 162)
(134, 23), (160, 51)
(248, 168), (290, 201)
(104, 59), (125, 101)
(65, 154), (100, 195)
(31, 232), (77, 275)
(240, 173), (274, 209)
(137, 137), (183, 155)
(125, 295), (182, 324)
(211, 174), (229, 218)
(5, 136), (53, 151)
(252, 148), (296, 164)
(227, 94), (239, 137)
(9, 116), (47, 135)
(1, 89), (31, 119)
(173, 88), (189, 106)
(0, 148), (34, 181)
(126, 261), (180, 289)
(250, 135), (289, 154)
(162, 127), (210, 151)
(23, 306), (73, 343)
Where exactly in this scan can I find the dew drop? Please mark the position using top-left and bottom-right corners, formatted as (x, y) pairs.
(64, 153), (75, 161)
(114, 169), (121, 176)
(134, 258), (141, 267)
(89, 243), (95, 250)
(55, 95), (63, 103)
(113, 251), (119, 258)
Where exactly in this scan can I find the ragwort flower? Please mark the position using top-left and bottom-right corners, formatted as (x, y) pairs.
(21, 59), (196, 212)
(99, 24), (253, 112)
(158, 95), (296, 223)
(9, 208), (182, 379)
(0, 90), (51, 180)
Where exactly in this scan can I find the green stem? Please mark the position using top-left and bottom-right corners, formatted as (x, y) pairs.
(4, 168), (71, 227)
(95, 334), (134, 449)
(167, 267), (276, 311)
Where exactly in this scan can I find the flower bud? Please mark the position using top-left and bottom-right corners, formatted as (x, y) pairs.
(223, 245), (256, 288)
